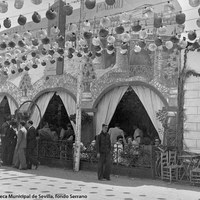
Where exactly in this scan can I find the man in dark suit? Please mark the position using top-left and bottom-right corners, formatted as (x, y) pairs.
(1, 116), (11, 165)
(26, 120), (40, 169)
(96, 124), (111, 181)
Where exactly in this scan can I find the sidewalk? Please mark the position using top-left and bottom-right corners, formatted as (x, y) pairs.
(0, 165), (200, 200)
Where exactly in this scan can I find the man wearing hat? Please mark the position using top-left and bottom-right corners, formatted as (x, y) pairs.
(96, 124), (111, 181)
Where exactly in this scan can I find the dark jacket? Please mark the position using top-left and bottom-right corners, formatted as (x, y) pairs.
(5, 127), (17, 146)
(1, 121), (9, 137)
(96, 131), (111, 154)
(27, 126), (37, 149)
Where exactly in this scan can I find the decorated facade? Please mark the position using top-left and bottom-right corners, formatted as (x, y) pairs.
(0, 0), (199, 153)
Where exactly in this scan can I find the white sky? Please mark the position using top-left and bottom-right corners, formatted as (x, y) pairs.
(0, 0), (199, 34)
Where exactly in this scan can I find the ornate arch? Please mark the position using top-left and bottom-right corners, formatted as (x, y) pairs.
(93, 81), (169, 109)
(0, 81), (21, 106)
(30, 73), (77, 100)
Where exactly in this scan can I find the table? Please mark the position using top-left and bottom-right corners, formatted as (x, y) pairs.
(178, 154), (200, 181)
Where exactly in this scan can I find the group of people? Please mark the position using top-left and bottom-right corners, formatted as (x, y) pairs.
(0, 116), (40, 170)
(95, 123), (159, 181)
(38, 122), (75, 142)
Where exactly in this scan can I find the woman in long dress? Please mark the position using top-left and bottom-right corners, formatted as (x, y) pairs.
(13, 121), (27, 170)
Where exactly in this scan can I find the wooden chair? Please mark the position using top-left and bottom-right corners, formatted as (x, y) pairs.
(190, 157), (200, 186)
(161, 151), (180, 182)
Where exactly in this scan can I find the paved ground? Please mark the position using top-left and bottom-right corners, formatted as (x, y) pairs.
(0, 165), (200, 200)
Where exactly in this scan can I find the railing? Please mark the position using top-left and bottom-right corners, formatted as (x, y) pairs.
(36, 139), (154, 169)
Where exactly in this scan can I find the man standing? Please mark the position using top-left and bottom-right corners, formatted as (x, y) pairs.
(108, 123), (126, 145)
(4, 120), (18, 166)
(26, 120), (40, 170)
(1, 116), (11, 165)
(96, 124), (111, 181)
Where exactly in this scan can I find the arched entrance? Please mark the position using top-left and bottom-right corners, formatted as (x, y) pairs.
(94, 82), (168, 143)
(30, 88), (76, 130)
(0, 93), (18, 125)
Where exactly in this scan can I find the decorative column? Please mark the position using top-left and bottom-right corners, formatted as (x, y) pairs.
(115, 46), (129, 71)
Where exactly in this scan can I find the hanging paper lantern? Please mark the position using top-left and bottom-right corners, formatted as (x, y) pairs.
(100, 16), (111, 28)
(68, 47), (75, 54)
(76, 51), (82, 57)
(32, 64), (38, 69)
(14, 0), (24, 9)
(85, 0), (96, 9)
(77, 39), (86, 47)
(42, 37), (50, 45)
(50, 59), (56, 64)
(11, 58), (17, 64)
(189, 0), (200, 7)
(120, 12), (129, 23)
(107, 44), (114, 51)
(83, 31), (93, 40)
(8, 41), (16, 48)
(165, 41), (173, 49)
(11, 70), (16, 74)
(13, 33), (21, 42)
(99, 28), (109, 38)
(154, 16), (162, 28)
(83, 46), (89, 53)
(158, 26), (167, 34)
(24, 66), (30, 71)
(134, 45), (141, 53)
(67, 54), (73, 59)
(4, 60), (10, 66)
(66, 32), (76, 42)
(115, 25), (124, 34)
(142, 7), (154, 18)
(21, 55), (27, 61)
(18, 68), (23, 73)
(43, 44), (51, 50)
(121, 42), (129, 50)
(41, 61), (46, 66)
(196, 18), (200, 27)
(56, 48), (64, 55)
(48, 48), (55, 56)
(105, 0), (115, 6)
(139, 29), (148, 39)
(68, 23), (78, 32)
(3, 18), (11, 28)
(0, 41), (7, 49)
(31, 0), (42, 5)
(138, 40), (146, 48)
(188, 30), (197, 41)
(32, 38), (39, 46)
(14, 49), (21, 55)
(50, 26), (60, 36)
(88, 52), (93, 57)
(32, 11), (41, 23)
(92, 36), (101, 46)
(57, 56), (64, 62)
(1, 33), (8, 41)
(17, 14), (27, 26)
(95, 52), (102, 57)
(107, 49), (114, 54)
(23, 31), (32, 39)
(120, 48), (128, 55)
(41, 48), (47, 55)
(18, 40), (25, 47)
(107, 35), (115, 44)
(176, 12), (186, 25)
(94, 45), (101, 52)
(31, 51), (37, 57)
(64, 3), (73, 16)
(154, 37), (162, 46)
(46, 8), (57, 20)
(132, 21), (141, 32)
(170, 35), (179, 43)
(56, 35), (65, 44)
(121, 32), (131, 42)
(0, 1), (8, 13)
(83, 20), (91, 32)
(148, 43), (157, 51)
(164, 1), (175, 13)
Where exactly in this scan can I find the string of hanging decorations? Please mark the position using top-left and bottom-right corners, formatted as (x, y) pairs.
(0, 0), (200, 77)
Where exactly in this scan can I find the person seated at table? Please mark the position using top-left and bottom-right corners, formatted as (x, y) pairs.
(62, 124), (75, 141)
(113, 135), (124, 164)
